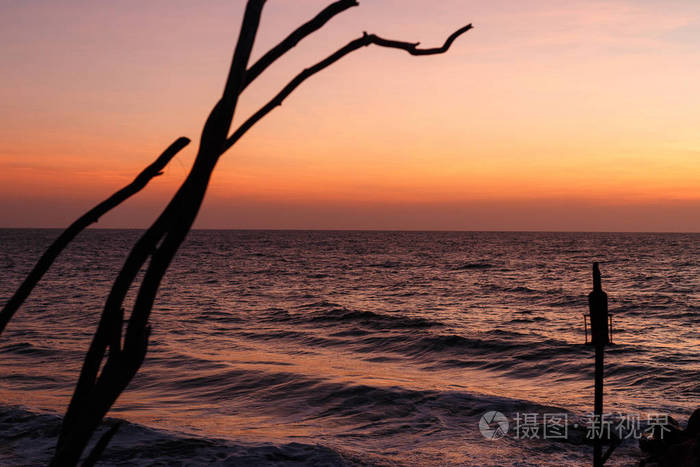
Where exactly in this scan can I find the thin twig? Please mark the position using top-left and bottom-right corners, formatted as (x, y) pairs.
(243, 0), (358, 90)
(0, 137), (189, 338)
(224, 24), (473, 151)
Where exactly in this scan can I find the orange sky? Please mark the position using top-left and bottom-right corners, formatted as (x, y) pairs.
(1, 0), (699, 231)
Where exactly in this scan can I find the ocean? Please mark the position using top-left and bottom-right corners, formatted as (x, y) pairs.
(0, 229), (698, 465)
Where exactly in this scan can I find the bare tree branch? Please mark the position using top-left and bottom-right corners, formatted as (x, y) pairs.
(243, 0), (358, 91)
(81, 422), (121, 467)
(51, 1), (266, 465)
(122, 0), (266, 349)
(224, 24), (473, 151)
(0, 137), (190, 338)
(366, 24), (473, 55)
(45, 2), (472, 465)
(0, 1), (359, 339)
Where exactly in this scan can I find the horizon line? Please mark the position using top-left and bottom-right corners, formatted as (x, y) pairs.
(1, 227), (698, 235)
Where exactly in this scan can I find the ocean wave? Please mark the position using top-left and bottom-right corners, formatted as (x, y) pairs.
(369, 260), (402, 269)
(0, 230), (696, 466)
(0, 371), (583, 466)
(508, 316), (547, 323)
(0, 342), (56, 357)
(0, 405), (352, 467)
(264, 303), (443, 330)
(450, 262), (494, 270)
(478, 283), (553, 296)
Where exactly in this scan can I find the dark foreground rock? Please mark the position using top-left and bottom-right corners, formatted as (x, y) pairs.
(639, 408), (700, 467)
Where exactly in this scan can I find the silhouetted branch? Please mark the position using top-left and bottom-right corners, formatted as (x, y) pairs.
(0, 137), (190, 338)
(243, 0), (358, 90)
(122, 0), (266, 345)
(48, 2), (471, 465)
(82, 422), (121, 467)
(224, 24), (473, 150)
(365, 24), (473, 55)
(51, 1), (266, 465)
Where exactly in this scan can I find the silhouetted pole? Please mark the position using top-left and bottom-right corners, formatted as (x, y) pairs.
(593, 339), (604, 466)
(588, 262), (609, 467)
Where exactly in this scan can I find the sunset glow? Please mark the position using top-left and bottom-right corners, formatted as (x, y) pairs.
(1, 0), (699, 231)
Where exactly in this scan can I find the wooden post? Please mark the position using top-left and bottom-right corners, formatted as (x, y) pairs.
(588, 262), (609, 466)
(593, 341), (604, 466)
(589, 263), (609, 346)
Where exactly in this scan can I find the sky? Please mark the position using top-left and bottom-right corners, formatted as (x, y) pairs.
(1, 0), (699, 231)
